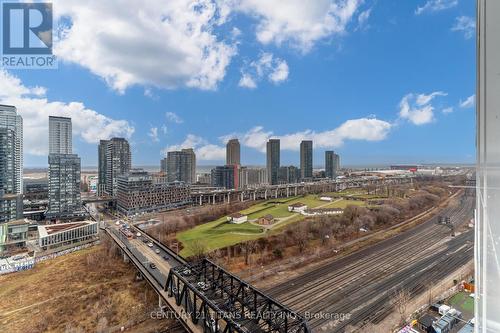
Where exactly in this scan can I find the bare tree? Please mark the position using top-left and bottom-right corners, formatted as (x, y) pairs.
(294, 225), (309, 253)
(187, 239), (208, 260)
(392, 288), (411, 325)
(240, 240), (258, 266)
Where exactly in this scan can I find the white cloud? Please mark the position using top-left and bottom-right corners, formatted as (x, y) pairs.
(0, 70), (134, 156)
(168, 117), (392, 161)
(237, 0), (362, 52)
(165, 112), (183, 124)
(44, 0), (367, 93)
(399, 91), (447, 125)
(442, 107), (454, 114)
(415, 0), (458, 15)
(53, 0), (237, 93)
(415, 91), (447, 106)
(239, 52), (289, 88)
(241, 126), (274, 151)
(451, 16), (476, 40)
(356, 8), (371, 30)
(162, 134), (225, 160)
(148, 127), (159, 142)
(269, 60), (289, 83)
(460, 95), (475, 109)
(238, 73), (257, 89)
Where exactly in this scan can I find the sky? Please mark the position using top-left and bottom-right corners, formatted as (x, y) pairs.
(0, 0), (476, 168)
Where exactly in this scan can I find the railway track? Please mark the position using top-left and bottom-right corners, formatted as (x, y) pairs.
(268, 195), (474, 332)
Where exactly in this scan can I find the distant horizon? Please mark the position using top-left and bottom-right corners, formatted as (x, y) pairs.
(23, 162), (475, 173)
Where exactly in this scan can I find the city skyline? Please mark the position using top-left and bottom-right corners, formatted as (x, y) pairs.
(0, 1), (475, 168)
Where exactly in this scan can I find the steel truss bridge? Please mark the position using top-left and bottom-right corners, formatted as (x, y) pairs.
(167, 259), (309, 333)
(104, 225), (309, 333)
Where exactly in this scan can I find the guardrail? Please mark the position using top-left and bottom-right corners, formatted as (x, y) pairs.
(131, 225), (187, 266)
(103, 228), (198, 333)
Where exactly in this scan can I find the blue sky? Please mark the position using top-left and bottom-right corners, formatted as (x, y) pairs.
(0, 0), (476, 167)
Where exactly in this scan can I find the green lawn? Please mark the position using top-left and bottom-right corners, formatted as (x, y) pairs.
(448, 291), (474, 318)
(176, 194), (374, 257)
(177, 216), (264, 257)
(323, 199), (366, 209)
(323, 189), (386, 200)
(177, 195), (328, 256)
(243, 195), (325, 220)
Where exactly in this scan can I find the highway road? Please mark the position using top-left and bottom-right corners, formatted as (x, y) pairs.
(267, 194), (475, 332)
(108, 224), (183, 286)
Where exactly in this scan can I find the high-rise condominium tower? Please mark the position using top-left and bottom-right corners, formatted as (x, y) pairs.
(164, 148), (196, 184)
(47, 116), (82, 219)
(325, 151), (340, 179)
(266, 139), (280, 185)
(300, 140), (313, 180)
(98, 138), (131, 196)
(49, 116), (72, 154)
(0, 105), (23, 223)
(226, 138), (240, 166)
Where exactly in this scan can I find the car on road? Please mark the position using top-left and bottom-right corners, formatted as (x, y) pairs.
(182, 269), (191, 276)
(155, 249), (160, 254)
(150, 263), (156, 269)
(142, 238), (148, 243)
(136, 232), (142, 237)
(147, 242), (153, 247)
(162, 255), (169, 261)
(197, 281), (210, 291)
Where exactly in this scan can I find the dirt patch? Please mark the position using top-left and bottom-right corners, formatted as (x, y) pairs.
(0, 241), (177, 333)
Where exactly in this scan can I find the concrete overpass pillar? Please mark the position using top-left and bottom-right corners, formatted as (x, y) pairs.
(199, 195), (202, 206)
(264, 190), (267, 200)
(213, 194), (216, 204)
(295, 186), (298, 196)
(286, 187), (289, 197)
(253, 191), (256, 200)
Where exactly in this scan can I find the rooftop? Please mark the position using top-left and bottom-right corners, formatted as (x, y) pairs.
(289, 202), (307, 207)
(38, 221), (96, 238)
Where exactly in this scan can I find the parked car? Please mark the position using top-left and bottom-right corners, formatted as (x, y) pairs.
(162, 255), (169, 261)
(147, 242), (153, 247)
(150, 263), (156, 269)
(155, 249), (161, 254)
(136, 232), (142, 237)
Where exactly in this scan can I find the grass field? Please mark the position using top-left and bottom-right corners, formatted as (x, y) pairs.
(0, 245), (173, 332)
(177, 195), (369, 256)
(448, 291), (474, 319)
(323, 188), (387, 200)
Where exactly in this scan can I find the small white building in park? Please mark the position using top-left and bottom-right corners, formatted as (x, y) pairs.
(302, 208), (343, 216)
(288, 202), (308, 213)
(227, 213), (248, 224)
(320, 196), (333, 202)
